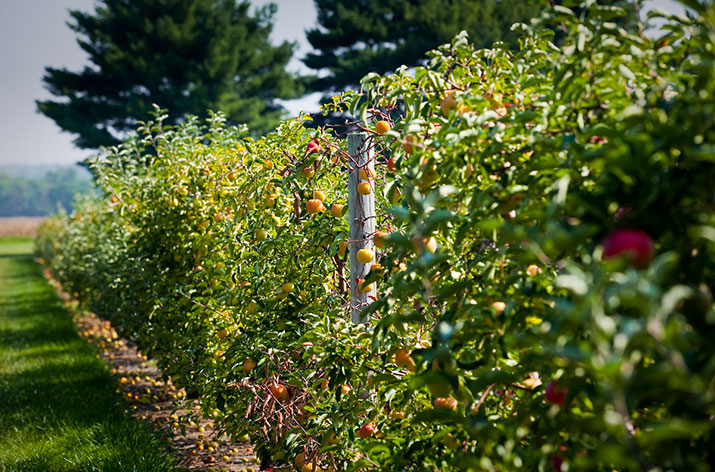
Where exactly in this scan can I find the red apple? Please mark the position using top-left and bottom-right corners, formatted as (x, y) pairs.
(306, 139), (321, 155)
(387, 157), (397, 172)
(357, 422), (376, 439)
(602, 229), (654, 268)
(270, 383), (288, 401)
(552, 454), (564, 472)
(545, 381), (568, 406)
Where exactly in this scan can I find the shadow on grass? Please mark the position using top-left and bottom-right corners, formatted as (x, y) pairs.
(0, 239), (185, 472)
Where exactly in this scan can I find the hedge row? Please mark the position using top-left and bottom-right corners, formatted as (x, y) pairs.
(37, 3), (714, 471)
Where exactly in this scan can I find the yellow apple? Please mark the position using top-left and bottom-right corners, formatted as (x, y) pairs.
(357, 248), (374, 264)
(375, 120), (391, 135)
(330, 204), (344, 217)
(357, 182), (372, 195)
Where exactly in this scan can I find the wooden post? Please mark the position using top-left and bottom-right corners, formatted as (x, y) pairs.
(347, 133), (376, 323)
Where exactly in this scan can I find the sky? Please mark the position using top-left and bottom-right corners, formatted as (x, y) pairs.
(0, 0), (689, 169)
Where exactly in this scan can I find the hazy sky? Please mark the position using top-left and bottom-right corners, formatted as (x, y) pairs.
(0, 0), (688, 168)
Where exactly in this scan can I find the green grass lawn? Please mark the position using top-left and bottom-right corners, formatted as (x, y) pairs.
(0, 237), (184, 472)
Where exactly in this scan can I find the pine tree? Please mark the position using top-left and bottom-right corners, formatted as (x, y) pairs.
(304, 0), (636, 107)
(38, 0), (303, 149)
(303, 0), (540, 99)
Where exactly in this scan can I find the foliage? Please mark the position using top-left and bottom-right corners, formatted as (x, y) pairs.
(37, 0), (304, 149)
(38, 2), (715, 471)
(0, 167), (93, 216)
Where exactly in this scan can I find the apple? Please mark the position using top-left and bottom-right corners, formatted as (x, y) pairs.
(359, 168), (375, 180)
(527, 264), (541, 277)
(330, 204), (344, 217)
(358, 422), (376, 439)
(419, 163), (439, 189)
(270, 383), (288, 401)
(375, 120), (391, 135)
(552, 454), (564, 472)
(256, 229), (268, 241)
(301, 167), (315, 178)
(357, 182), (372, 195)
(282, 282), (294, 293)
(313, 190), (326, 202)
(602, 229), (654, 268)
(387, 157), (397, 172)
(433, 397), (458, 411)
(338, 240), (349, 258)
(395, 348), (416, 372)
(402, 134), (416, 154)
(423, 236), (437, 253)
(357, 248), (374, 264)
(545, 380), (568, 406)
(306, 199), (326, 214)
(374, 231), (388, 249)
(306, 139), (321, 155)
(301, 464), (322, 472)
(340, 384), (351, 395)
(492, 301), (506, 314)
(243, 359), (257, 375)
(440, 91), (457, 115)
(358, 279), (374, 294)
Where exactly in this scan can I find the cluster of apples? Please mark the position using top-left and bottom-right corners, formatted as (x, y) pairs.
(248, 114), (655, 469)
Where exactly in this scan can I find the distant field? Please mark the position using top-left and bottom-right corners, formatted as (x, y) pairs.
(0, 217), (45, 237)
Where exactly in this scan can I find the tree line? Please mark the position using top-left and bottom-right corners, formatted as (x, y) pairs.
(0, 168), (93, 217)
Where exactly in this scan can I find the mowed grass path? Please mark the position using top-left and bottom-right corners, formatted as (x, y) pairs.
(0, 237), (183, 472)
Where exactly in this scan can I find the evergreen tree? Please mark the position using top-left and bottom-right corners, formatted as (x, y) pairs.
(38, 0), (303, 149)
(304, 0), (635, 104)
(304, 0), (540, 99)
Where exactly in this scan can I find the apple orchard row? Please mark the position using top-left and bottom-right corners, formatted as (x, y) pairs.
(37, 6), (714, 472)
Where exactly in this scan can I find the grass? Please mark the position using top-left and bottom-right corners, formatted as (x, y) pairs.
(0, 237), (184, 472)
